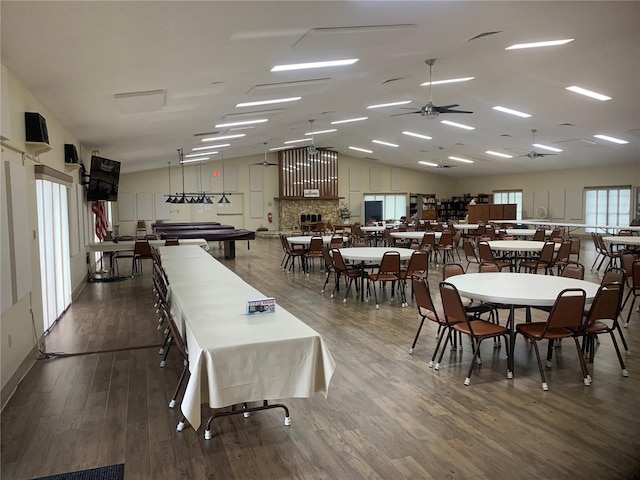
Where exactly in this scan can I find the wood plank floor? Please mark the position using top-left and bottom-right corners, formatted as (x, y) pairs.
(2, 238), (639, 480)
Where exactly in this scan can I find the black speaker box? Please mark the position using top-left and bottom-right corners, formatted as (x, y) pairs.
(64, 144), (79, 163)
(310, 214), (317, 222)
(317, 214), (322, 222)
(25, 112), (50, 144)
(300, 214), (306, 223)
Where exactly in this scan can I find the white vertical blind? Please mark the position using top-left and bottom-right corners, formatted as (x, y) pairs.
(36, 179), (72, 332)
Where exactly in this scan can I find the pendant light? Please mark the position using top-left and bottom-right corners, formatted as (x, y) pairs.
(165, 147), (215, 203)
(218, 147), (231, 206)
(165, 161), (173, 202)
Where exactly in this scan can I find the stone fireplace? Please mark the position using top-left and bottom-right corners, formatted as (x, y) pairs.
(278, 199), (341, 231)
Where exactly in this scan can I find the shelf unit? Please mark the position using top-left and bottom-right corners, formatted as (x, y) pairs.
(435, 193), (494, 222)
(408, 193), (437, 220)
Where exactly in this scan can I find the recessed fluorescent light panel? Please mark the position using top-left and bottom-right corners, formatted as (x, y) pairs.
(448, 156), (474, 164)
(532, 144), (562, 152)
(593, 134), (628, 144)
(372, 140), (399, 148)
(201, 134), (246, 142)
(349, 146), (373, 154)
(331, 117), (368, 124)
(305, 129), (337, 135)
(419, 161), (438, 167)
(270, 145), (295, 151)
(506, 39), (574, 50)
(214, 119), (268, 128)
(195, 143), (230, 149)
(492, 106), (532, 118)
(402, 131), (432, 140)
(284, 138), (313, 144)
(566, 86), (612, 101)
(235, 97), (301, 108)
(485, 151), (513, 158)
(186, 151), (219, 157)
(367, 100), (411, 109)
(271, 58), (358, 72)
(440, 120), (475, 130)
(421, 77), (475, 86)
(181, 157), (210, 164)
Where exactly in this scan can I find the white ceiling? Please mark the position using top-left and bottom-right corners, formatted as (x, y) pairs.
(2, 1), (639, 177)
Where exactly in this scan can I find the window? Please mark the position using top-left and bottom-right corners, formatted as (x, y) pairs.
(363, 194), (407, 220)
(36, 179), (72, 333)
(584, 186), (631, 232)
(493, 190), (522, 220)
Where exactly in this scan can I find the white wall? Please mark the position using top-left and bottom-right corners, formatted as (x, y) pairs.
(1, 65), (89, 400)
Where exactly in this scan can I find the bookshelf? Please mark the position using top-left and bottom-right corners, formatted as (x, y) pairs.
(436, 193), (493, 222)
(409, 193), (437, 220)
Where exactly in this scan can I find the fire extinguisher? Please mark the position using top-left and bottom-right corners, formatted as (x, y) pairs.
(268, 212), (273, 223)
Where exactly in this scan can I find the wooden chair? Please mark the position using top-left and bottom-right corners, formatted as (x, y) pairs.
(398, 250), (429, 306)
(410, 277), (447, 363)
(439, 282), (512, 385)
(329, 248), (361, 302)
(516, 288), (588, 391)
(518, 241), (556, 274)
(367, 251), (402, 309)
(578, 283), (628, 377)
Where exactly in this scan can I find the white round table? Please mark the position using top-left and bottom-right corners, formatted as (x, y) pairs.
(361, 226), (388, 233)
(602, 236), (640, 247)
(446, 272), (600, 374)
(339, 247), (415, 301)
(287, 235), (347, 246)
(503, 229), (553, 237)
(452, 224), (481, 231)
(390, 231), (443, 241)
(487, 240), (560, 252)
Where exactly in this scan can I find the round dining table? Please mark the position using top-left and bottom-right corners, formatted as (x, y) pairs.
(390, 231), (443, 241)
(486, 240), (560, 252)
(287, 235), (348, 246)
(446, 272), (600, 375)
(503, 229), (553, 237)
(338, 247), (414, 302)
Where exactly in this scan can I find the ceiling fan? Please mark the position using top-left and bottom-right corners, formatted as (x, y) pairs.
(423, 147), (458, 169)
(306, 119), (333, 156)
(394, 59), (473, 119)
(520, 129), (558, 158)
(252, 142), (278, 166)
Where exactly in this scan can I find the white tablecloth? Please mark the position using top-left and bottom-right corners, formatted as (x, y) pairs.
(158, 246), (336, 430)
(87, 238), (209, 253)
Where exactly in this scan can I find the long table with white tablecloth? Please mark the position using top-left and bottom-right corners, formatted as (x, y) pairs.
(158, 245), (336, 433)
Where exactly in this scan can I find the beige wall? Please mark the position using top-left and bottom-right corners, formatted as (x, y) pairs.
(117, 154), (457, 233)
(1, 65), (88, 401)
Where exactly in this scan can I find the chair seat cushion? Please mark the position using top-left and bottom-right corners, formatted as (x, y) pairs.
(516, 323), (573, 339)
(454, 320), (507, 337)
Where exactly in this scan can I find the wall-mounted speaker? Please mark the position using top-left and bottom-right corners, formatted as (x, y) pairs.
(64, 144), (79, 164)
(25, 112), (49, 144)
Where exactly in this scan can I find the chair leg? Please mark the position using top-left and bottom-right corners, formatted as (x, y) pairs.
(607, 331), (629, 377)
(169, 360), (189, 408)
(464, 338), (484, 386)
(529, 339), (549, 390)
(625, 295), (637, 327)
(573, 337), (592, 385)
(410, 317), (426, 354)
(434, 329), (453, 370)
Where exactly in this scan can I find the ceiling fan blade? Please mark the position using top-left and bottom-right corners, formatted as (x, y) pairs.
(391, 111), (422, 117)
(437, 104), (460, 109)
(441, 109), (473, 114)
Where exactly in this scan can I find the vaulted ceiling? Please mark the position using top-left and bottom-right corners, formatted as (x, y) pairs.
(2, 1), (638, 177)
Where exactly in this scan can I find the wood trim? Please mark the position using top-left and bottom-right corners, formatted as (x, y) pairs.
(34, 165), (73, 186)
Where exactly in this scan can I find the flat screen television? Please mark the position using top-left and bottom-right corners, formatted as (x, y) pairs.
(86, 155), (121, 202)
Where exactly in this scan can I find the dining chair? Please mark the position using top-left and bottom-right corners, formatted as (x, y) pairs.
(568, 237), (581, 262)
(160, 308), (190, 411)
(591, 232), (623, 271)
(367, 251), (402, 309)
(462, 239), (481, 272)
(442, 263), (496, 323)
(330, 235), (344, 249)
(560, 261), (585, 280)
(410, 277), (449, 365)
(516, 288), (588, 391)
(477, 241), (512, 271)
(164, 237), (180, 246)
(435, 231), (454, 264)
(532, 228), (546, 242)
(320, 246), (338, 294)
(451, 229), (463, 261)
(439, 282), (512, 385)
(145, 234), (158, 240)
(329, 248), (361, 302)
(132, 240), (153, 276)
(304, 236), (324, 274)
(135, 220), (147, 239)
(518, 241), (556, 275)
(622, 259), (640, 327)
(282, 235), (306, 272)
(578, 283), (628, 378)
(398, 250), (429, 306)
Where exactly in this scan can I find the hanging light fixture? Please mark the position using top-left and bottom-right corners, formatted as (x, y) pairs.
(218, 147), (231, 206)
(165, 147), (215, 204)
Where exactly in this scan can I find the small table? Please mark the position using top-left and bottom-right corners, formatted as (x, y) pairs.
(446, 272), (599, 374)
(338, 247), (414, 302)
